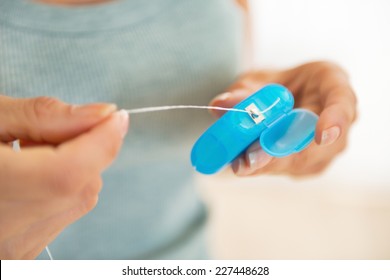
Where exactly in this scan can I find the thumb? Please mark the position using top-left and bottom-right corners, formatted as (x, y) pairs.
(58, 110), (129, 173)
(0, 95), (117, 144)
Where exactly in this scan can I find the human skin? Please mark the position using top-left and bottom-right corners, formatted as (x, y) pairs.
(0, 0), (356, 259)
(0, 97), (129, 259)
(34, 2), (356, 177)
(210, 61), (357, 176)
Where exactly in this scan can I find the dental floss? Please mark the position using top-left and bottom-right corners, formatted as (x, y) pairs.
(9, 100), (282, 259)
(191, 84), (318, 174)
(125, 105), (248, 114)
(45, 246), (54, 260)
(124, 100), (280, 116)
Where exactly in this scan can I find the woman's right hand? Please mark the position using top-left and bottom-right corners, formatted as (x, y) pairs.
(0, 95), (129, 259)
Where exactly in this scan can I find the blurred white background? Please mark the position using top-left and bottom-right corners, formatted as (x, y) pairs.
(202, 0), (390, 259)
(251, 0), (390, 189)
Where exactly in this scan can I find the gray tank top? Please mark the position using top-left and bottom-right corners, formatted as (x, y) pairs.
(0, 0), (243, 259)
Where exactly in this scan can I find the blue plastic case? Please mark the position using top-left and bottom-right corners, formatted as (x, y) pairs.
(191, 84), (318, 174)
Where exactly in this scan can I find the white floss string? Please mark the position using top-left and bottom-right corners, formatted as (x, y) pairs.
(125, 105), (248, 114)
(8, 99), (281, 260)
(45, 246), (54, 260)
(124, 98), (280, 115)
(259, 97), (280, 114)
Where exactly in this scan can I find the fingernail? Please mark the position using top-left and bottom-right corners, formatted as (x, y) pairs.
(116, 109), (129, 138)
(71, 103), (117, 117)
(321, 126), (341, 146)
(231, 157), (245, 175)
(210, 92), (232, 104)
(246, 146), (273, 173)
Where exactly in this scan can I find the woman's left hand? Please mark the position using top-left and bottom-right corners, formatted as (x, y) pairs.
(210, 61), (357, 177)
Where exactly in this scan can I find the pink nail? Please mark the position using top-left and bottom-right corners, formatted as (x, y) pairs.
(321, 126), (341, 146)
(246, 147), (273, 172)
(116, 110), (129, 138)
(232, 157), (245, 175)
(211, 92), (232, 103)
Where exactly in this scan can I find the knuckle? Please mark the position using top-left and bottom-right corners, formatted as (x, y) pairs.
(336, 87), (358, 110)
(293, 157), (333, 177)
(336, 139), (348, 154)
(290, 171), (309, 178)
(290, 164), (327, 177)
(79, 195), (99, 214)
(292, 152), (310, 171)
(103, 139), (121, 163)
(311, 60), (343, 73)
(23, 97), (63, 142)
(46, 161), (83, 197)
(309, 61), (349, 82)
(308, 165), (328, 176)
(29, 96), (62, 120)
(253, 157), (288, 176)
(80, 178), (103, 200)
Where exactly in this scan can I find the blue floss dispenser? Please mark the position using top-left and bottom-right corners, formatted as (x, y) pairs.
(191, 84), (319, 174)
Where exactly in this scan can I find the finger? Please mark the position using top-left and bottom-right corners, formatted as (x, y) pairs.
(316, 85), (357, 146)
(280, 62), (357, 146)
(232, 133), (348, 177)
(209, 90), (251, 118)
(276, 62), (357, 146)
(290, 159), (332, 176)
(294, 86), (323, 115)
(231, 142), (274, 176)
(280, 138), (346, 177)
(58, 110), (129, 173)
(16, 194), (99, 259)
(0, 145), (60, 199)
(0, 95), (117, 144)
(209, 70), (288, 118)
(0, 177), (102, 245)
(226, 72), (272, 93)
(0, 111), (128, 200)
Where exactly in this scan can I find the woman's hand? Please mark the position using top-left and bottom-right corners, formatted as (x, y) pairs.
(210, 61), (357, 176)
(0, 96), (129, 259)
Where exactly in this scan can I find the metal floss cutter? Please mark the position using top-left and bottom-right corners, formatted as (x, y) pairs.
(191, 84), (319, 174)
